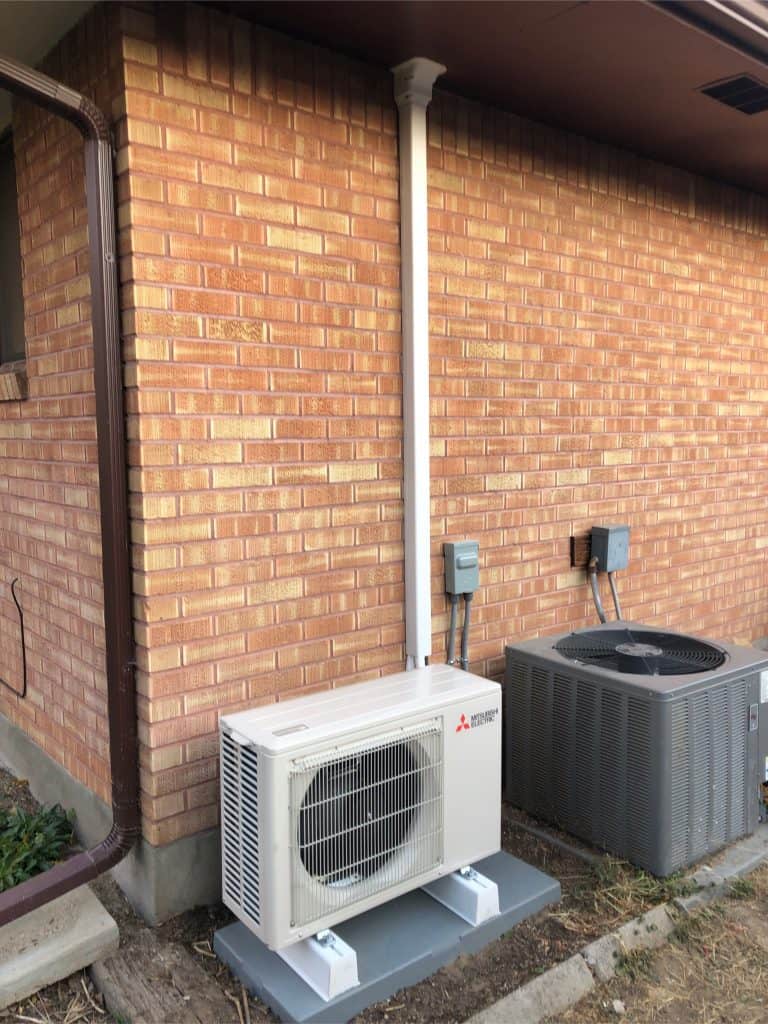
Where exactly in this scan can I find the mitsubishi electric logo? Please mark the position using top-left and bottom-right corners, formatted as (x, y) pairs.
(455, 707), (498, 733)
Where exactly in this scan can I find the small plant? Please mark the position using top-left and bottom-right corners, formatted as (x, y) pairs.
(615, 948), (654, 981)
(727, 876), (755, 900)
(0, 804), (74, 892)
(589, 856), (696, 922)
(672, 905), (722, 947)
(672, 911), (704, 947)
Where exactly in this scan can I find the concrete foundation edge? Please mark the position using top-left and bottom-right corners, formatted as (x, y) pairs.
(468, 822), (768, 1024)
(0, 712), (221, 923)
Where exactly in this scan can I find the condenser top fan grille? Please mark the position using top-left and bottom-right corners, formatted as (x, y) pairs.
(554, 628), (726, 675)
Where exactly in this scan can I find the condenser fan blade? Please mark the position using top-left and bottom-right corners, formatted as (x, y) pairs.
(554, 628), (726, 675)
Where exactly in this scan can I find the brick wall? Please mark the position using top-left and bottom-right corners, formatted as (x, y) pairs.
(119, 10), (768, 846)
(427, 94), (768, 675)
(118, 7), (404, 844)
(0, 5), (123, 802)
(5, 2), (768, 854)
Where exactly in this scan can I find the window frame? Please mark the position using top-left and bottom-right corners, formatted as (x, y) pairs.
(0, 128), (27, 400)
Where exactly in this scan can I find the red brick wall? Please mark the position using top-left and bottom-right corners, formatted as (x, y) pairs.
(119, 11), (768, 846)
(427, 94), (768, 675)
(0, 5), (123, 802)
(119, 8), (404, 844)
(5, 3), (768, 853)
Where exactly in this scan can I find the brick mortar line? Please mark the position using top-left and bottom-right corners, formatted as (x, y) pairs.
(466, 824), (768, 1024)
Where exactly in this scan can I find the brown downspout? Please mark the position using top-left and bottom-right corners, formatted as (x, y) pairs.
(0, 55), (140, 925)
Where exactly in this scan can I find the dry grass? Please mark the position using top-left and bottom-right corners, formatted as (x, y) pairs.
(548, 855), (694, 939)
(0, 974), (109, 1024)
(553, 863), (768, 1024)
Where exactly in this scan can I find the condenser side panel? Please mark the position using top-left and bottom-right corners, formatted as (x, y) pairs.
(663, 675), (757, 876)
(624, 694), (659, 871)
(504, 656), (533, 811)
(742, 677), (760, 838)
(528, 666), (555, 821)
(596, 686), (626, 855)
(569, 676), (600, 847)
(760, 673), (768, 819)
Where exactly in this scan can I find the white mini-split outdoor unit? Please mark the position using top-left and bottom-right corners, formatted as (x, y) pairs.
(219, 665), (501, 998)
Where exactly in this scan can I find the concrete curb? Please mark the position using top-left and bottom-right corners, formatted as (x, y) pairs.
(467, 955), (594, 1024)
(0, 885), (118, 1010)
(582, 903), (676, 983)
(465, 823), (768, 1024)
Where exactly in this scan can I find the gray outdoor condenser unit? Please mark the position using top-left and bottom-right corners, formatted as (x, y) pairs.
(505, 622), (768, 876)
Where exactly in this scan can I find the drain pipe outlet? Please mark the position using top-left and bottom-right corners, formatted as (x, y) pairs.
(392, 57), (446, 670)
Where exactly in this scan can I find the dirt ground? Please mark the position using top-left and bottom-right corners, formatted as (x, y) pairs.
(552, 863), (768, 1024)
(2, 764), (764, 1024)
(0, 770), (38, 816)
(88, 805), (632, 1024)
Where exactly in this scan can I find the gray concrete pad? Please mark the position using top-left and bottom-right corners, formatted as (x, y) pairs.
(708, 822), (768, 878)
(681, 825), (768, 911)
(467, 954), (594, 1024)
(674, 886), (725, 914)
(0, 884), (118, 1010)
(215, 852), (560, 1024)
(688, 824), (768, 891)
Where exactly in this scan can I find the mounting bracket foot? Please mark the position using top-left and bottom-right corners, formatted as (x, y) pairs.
(422, 865), (500, 925)
(276, 929), (359, 1002)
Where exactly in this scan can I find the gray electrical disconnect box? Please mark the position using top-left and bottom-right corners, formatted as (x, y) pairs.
(590, 525), (630, 573)
(444, 540), (479, 595)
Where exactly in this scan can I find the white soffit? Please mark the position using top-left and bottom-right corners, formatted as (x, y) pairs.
(0, 1), (94, 129)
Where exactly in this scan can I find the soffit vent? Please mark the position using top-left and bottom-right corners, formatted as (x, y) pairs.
(700, 74), (768, 114)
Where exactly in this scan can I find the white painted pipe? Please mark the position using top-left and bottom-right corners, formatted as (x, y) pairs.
(392, 58), (446, 669)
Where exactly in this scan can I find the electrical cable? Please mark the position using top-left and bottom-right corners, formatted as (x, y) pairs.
(0, 578), (26, 699)
(446, 593), (459, 665)
(460, 592), (473, 670)
(608, 571), (623, 620)
(588, 558), (607, 624)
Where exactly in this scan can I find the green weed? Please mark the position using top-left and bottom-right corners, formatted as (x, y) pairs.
(727, 876), (755, 900)
(0, 804), (74, 892)
(615, 948), (655, 981)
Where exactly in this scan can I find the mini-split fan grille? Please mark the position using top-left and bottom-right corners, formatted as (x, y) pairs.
(289, 721), (444, 928)
(554, 627), (726, 675)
